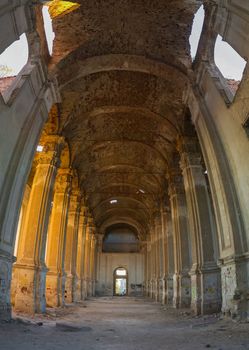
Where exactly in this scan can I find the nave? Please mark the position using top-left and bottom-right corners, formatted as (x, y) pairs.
(1, 297), (249, 350)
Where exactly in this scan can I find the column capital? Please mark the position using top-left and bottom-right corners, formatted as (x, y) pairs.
(167, 169), (185, 198)
(42, 135), (65, 151)
(54, 168), (73, 193)
(68, 189), (81, 214)
(180, 151), (202, 171)
(34, 135), (65, 168)
(177, 135), (199, 154)
(177, 136), (203, 170)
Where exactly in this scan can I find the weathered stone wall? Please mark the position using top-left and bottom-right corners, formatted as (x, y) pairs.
(96, 253), (144, 296)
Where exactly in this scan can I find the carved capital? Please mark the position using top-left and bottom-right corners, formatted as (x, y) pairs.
(54, 168), (73, 193)
(43, 135), (65, 153)
(180, 151), (202, 172)
(69, 191), (81, 214)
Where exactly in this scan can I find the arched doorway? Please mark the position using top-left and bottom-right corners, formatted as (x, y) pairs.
(113, 267), (128, 296)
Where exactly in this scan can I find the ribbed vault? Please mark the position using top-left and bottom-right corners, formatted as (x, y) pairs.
(48, 0), (202, 237)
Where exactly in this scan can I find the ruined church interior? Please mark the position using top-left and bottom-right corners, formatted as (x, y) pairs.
(0, 0), (249, 349)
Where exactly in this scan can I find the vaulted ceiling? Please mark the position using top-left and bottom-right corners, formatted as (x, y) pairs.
(47, 0), (202, 237)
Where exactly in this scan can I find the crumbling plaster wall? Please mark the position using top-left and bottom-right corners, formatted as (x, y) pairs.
(96, 253), (144, 296)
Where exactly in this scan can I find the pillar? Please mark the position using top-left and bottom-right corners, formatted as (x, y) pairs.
(168, 167), (191, 309)
(164, 205), (174, 305)
(149, 226), (156, 299)
(145, 238), (152, 297)
(95, 233), (104, 296)
(179, 136), (221, 314)
(46, 168), (72, 307)
(13, 136), (62, 313)
(64, 189), (81, 303)
(160, 203), (168, 305)
(155, 213), (163, 302)
(74, 206), (87, 301)
(89, 233), (96, 297)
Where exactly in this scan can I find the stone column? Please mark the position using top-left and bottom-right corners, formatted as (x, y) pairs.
(145, 239), (152, 297)
(87, 223), (95, 297)
(165, 206), (174, 305)
(155, 213), (163, 302)
(95, 233), (104, 296)
(74, 206), (87, 301)
(89, 234), (96, 297)
(149, 226), (156, 299)
(45, 168), (72, 307)
(13, 136), (62, 313)
(168, 168), (191, 309)
(83, 216), (92, 298)
(64, 189), (81, 303)
(179, 136), (221, 314)
(160, 204), (168, 305)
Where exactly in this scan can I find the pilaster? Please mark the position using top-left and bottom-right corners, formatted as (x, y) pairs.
(168, 166), (191, 309)
(64, 188), (81, 303)
(179, 136), (221, 314)
(74, 206), (88, 302)
(13, 136), (62, 313)
(45, 167), (72, 307)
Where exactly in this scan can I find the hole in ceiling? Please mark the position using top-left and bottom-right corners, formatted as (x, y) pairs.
(214, 34), (247, 81)
(0, 33), (28, 77)
(189, 5), (205, 61)
(42, 5), (55, 56)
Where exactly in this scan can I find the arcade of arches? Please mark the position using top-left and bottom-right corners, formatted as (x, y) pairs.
(0, 0), (249, 327)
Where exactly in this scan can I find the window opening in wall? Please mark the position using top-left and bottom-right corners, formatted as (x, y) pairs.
(37, 145), (44, 152)
(189, 5), (205, 60)
(110, 199), (117, 204)
(114, 268), (128, 296)
(214, 35), (247, 81)
(42, 6), (55, 56)
(0, 33), (28, 78)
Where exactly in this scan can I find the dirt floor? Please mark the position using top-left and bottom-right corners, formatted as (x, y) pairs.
(0, 297), (249, 350)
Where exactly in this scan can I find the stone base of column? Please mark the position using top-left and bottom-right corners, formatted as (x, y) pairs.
(155, 279), (160, 302)
(82, 278), (88, 299)
(87, 279), (93, 297)
(149, 279), (154, 299)
(166, 274), (174, 305)
(72, 274), (79, 302)
(46, 271), (66, 308)
(179, 272), (191, 308)
(173, 273), (179, 308)
(0, 253), (14, 321)
(65, 274), (73, 303)
(190, 263), (221, 315)
(158, 278), (163, 303)
(220, 255), (249, 320)
(92, 280), (96, 296)
(73, 276), (84, 301)
(161, 277), (167, 305)
(13, 263), (47, 314)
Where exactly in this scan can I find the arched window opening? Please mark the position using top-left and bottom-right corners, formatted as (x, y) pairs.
(114, 267), (128, 296)
(0, 33), (28, 93)
(214, 35), (247, 83)
(103, 224), (140, 253)
(189, 5), (205, 61)
(42, 6), (55, 56)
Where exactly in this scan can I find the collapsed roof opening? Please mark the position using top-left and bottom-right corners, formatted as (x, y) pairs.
(214, 35), (247, 81)
(189, 5), (205, 61)
(0, 33), (28, 78)
(42, 5), (55, 56)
